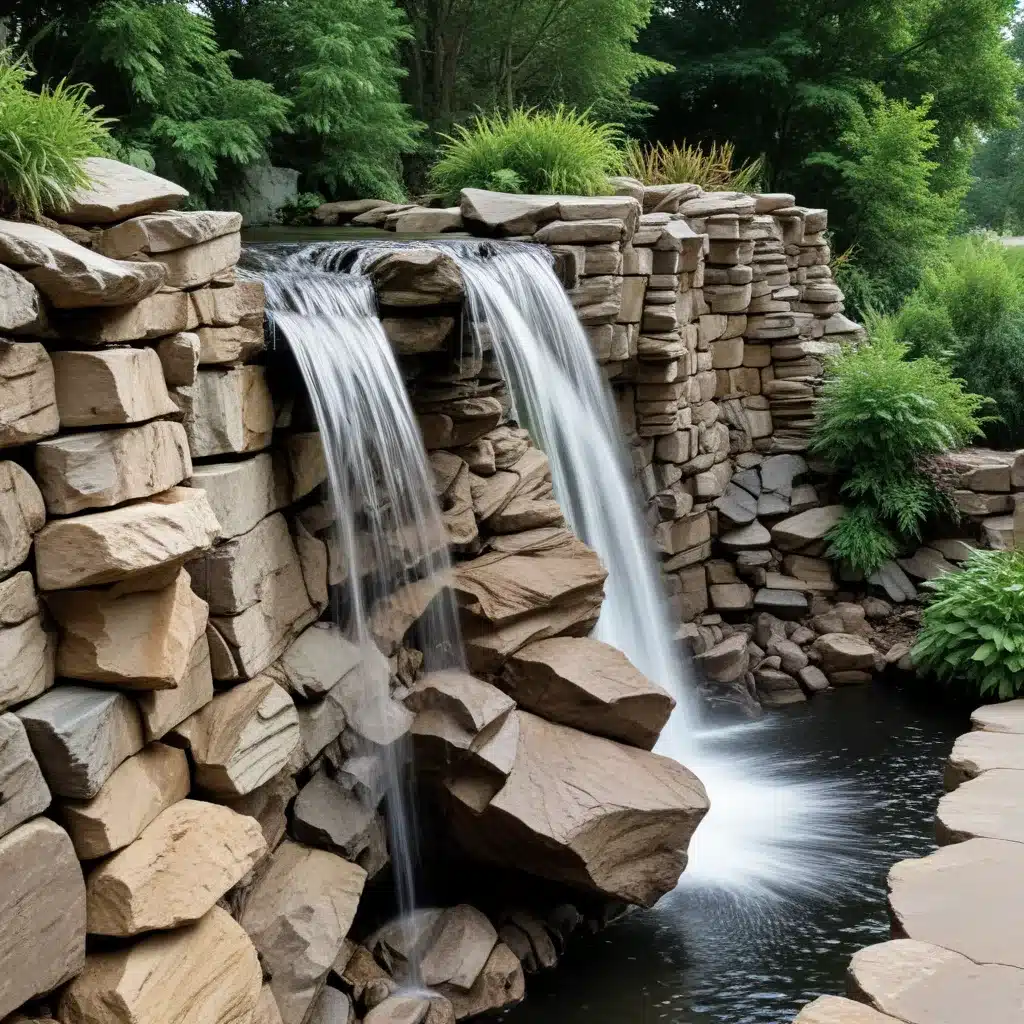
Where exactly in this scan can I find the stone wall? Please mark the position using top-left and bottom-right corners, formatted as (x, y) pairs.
(793, 697), (1024, 1024)
(0, 161), (711, 1024)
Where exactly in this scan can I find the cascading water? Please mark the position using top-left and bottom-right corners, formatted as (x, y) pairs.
(323, 237), (867, 907)
(247, 252), (466, 951)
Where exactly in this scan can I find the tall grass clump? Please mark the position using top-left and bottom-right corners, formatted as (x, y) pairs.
(810, 327), (986, 575)
(891, 237), (1024, 449)
(913, 550), (1024, 700)
(428, 106), (624, 203)
(623, 138), (763, 191)
(0, 51), (111, 220)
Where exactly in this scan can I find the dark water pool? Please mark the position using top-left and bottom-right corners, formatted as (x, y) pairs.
(503, 682), (965, 1024)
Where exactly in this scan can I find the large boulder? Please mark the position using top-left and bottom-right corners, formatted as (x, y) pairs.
(96, 210), (242, 259)
(59, 907), (261, 1024)
(0, 219), (165, 307)
(85, 799), (266, 935)
(501, 636), (674, 749)
(56, 156), (189, 224)
(448, 711), (708, 906)
(0, 340), (58, 448)
(35, 487), (219, 591)
(888, 837), (1024, 968)
(848, 939), (1024, 1024)
(239, 841), (367, 1024)
(0, 818), (85, 1019)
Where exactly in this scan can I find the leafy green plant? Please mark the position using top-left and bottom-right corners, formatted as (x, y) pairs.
(810, 327), (986, 575)
(428, 106), (625, 204)
(0, 51), (111, 219)
(622, 139), (763, 191)
(889, 238), (1024, 449)
(278, 192), (325, 226)
(913, 550), (1024, 700)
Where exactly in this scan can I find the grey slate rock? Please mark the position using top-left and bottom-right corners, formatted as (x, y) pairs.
(760, 454), (807, 497)
(868, 560), (918, 603)
(0, 713), (51, 839)
(713, 483), (758, 526)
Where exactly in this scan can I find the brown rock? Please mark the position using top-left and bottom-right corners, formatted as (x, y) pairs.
(449, 711), (708, 906)
(0, 340), (58, 448)
(771, 505), (845, 551)
(197, 323), (263, 364)
(190, 454), (287, 541)
(382, 316), (454, 354)
(59, 742), (189, 859)
(443, 942), (524, 1019)
(157, 331), (201, 385)
(221, 769), (297, 854)
(405, 671), (514, 734)
(0, 218), (165, 308)
(17, 685), (143, 799)
(86, 799), (266, 935)
(367, 250), (463, 307)
(183, 366), (275, 457)
(35, 487), (219, 591)
(888, 837), (1024, 967)
(0, 818), (85, 1018)
(0, 461), (45, 580)
(0, 712), (51, 839)
(0, 579), (54, 715)
(51, 347), (176, 427)
(59, 906), (261, 1024)
(694, 633), (749, 683)
(848, 938), (1024, 1024)
(35, 421), (192, 515)
(55, 157), (188, 225)
(421, 905), (498, 990)
(48, 568), (208, 688)
(96, 210), (241, 259)
(501, 637), (674, 749)
(813, 633), (876, 674)
(267, 623), (362, 700)
(138, 634), (214, 741)
(240, 841), (367, 1024)
(190, 280), (264, 328)
(254, 984), (286, 1024)
(172, 676), (299, 796)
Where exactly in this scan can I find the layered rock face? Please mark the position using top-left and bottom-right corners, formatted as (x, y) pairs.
(0, 161), (714, 1024)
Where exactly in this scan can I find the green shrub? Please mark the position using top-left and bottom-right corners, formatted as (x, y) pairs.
(0, 51), (111, 220)
(810, 328), (986, 575)
(913, 550), (1024, 701)
(428, 106), (624, 204)
(890, 238), (1024, 449)
(622, 139), (763, 191)
(278, 192), (325, 226)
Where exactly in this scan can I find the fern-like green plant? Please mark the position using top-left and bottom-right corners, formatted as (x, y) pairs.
(810, 325), (987, 575)
(0, 51), (111, 220)
(622, 138), (763, 191)
(913, 550), (1024, 700)
(428, 106), (625, 204)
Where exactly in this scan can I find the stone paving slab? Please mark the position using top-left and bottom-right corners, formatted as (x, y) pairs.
(970, 699), (1024, 735)
(793, 995), (899, 1022)
(888, 837), (1024, 969)
(945, 729), (1024, 789)
(936, 769), (1024, 845)
(847, 939), (1024, 1024)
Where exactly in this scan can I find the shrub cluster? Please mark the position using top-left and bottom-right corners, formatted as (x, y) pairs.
(810, 329), (986, 575)
(622, 139), (762, 191)
(913, 550), (1024, 701)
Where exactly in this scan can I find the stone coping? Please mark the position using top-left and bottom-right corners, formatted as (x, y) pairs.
(793, 698), (1024, 1023)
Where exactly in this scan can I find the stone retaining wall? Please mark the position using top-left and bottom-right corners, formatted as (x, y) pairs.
(0, 161), (711, 1024)
(793, 697), (1024, 1024)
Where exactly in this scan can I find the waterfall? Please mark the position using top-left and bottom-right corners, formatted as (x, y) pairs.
(249, 255), (465, 946)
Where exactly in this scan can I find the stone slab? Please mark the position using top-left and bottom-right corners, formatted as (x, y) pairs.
(971, 700), (1024, 735)
(138, 634), (214, 741)
(189, 453), (287, 541)
(56, 157), (189, 225)
(936, 769), (1024, 845)
(946, 729), (1024, 789)
(0, 712), (51, 839)
(0, 340), (58, 448)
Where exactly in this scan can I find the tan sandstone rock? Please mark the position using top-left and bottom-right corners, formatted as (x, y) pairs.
(793, 996), (899, 1023)
(172, 676), (299, 796)
(888, 837), (1024, 968)
(945, 728), (1024, 789)
(449, 711), (708, 906)
(183, 366), (275, 457)
(443, 942), (524, 1019)
(137, 634), (214, 741)
(35, 487), (219, 591)
(59, 742), (188, 859)
(86, 799), (266, 935)
(55, 157), (189, 225)
(51, 347), (176, 427)
(266, 622), (362, 699)
(0, 818), (85, 1018)
(17, 685), (144, 799)
(156, 331), (201, 385)
(0, 712), (51, 839)
(936, 769), (1024, 845)
(59, 906), (261, 1024)
(191, 281), (265, 328)
(240, 841), (367, 1024)
(971, 699), (1024, 734)
(189, 454), (287, 540)
(0, 218), (165, 307)
(198, 323), (264, 364)
(0, 263), (41, 332)
(0, 461), (45, 580)
(0, 572), (55, 712)
(0, 340), (58, 448)
(848, 938), (1024, 1024)
(35, 420), (192, 515)
(96, 210), (242, 259)
(502, 636), (674, 749)
(149, 232), (241, 290)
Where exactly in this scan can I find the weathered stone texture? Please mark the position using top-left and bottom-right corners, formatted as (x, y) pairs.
(0, 712), (51, 839)
(55, 157), (189, 225)
(0, 461), (45, 580)
(0, 340), (58, 448)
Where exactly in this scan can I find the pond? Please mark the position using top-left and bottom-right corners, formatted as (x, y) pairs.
(502, 682), (965, 1024)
